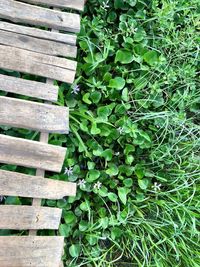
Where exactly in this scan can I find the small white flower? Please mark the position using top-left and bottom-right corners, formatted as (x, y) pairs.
(72, 84), (80, 95)
(115, 152), (120, 156)
(152, 182), (162, 192)
(64, 167), (73, 176)
(130, 27), (136, 34)
(101, 0), (109, 10)
(93, 181), (102, 190)
(77, 179), (86, 188)
(117, 127), (124, 134)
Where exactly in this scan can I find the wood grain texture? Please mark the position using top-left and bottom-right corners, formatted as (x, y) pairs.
(0, 44), (76, 83)
(0, 29), (77, 57)
(0, 21), (77, 45)
(18, 0), (85, 11)
(0, 134), (66, 172)
(0, 205), (62, 229)
(0, 74), (58, 101)
(0, 96), (69, 133)
(0, 0), (80, 32)
(0, 169), (76, 199)
(0, 236), (64, 267)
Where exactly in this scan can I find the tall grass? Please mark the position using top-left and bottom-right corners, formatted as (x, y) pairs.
(74, 1), (200, 266)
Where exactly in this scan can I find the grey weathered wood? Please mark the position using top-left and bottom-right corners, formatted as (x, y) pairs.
(0, 236), (64, 267)
(0, 134), (66, 172)
(0, 0), (80, 32)
(0, 205), (62, 229)
(0, 44), (77, 70)
(0, 44), (76, 83)
(0, 169), (76, 199)
(18, 0), (85, 11)
(0, 96), (69, 133)
(0, 21), (77, 45)
(0, 29), (77, 57)
(0, 74), (58, 101)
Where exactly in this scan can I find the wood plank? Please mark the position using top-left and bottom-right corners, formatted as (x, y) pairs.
(0, 134), (66, 172)
(19, 0), (85, 11)
(29, 11), (60, 236)
(0, 236), (64, 267)
(0, 96), (69, 133)
(0, 205), (62, 229)
(0, 45), (76, 83)
(0, 29), (77, 57)
(0, 74), (58, 102)
(0, 0), (80, 32)
(0, 169), (76, 199)
(0, 21), (77, 45)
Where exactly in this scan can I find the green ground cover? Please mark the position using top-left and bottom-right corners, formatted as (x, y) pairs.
(0, 0), (199, 266)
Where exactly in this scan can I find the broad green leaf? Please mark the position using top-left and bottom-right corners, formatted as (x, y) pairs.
(115, 50), (134, 64)
(143, 51), (159, 66)
(108, 192), (118, 202)
(123, 178), (133, 187)
(106, 163), (119, 176)
(83, 93), (92, 104)
(118, 187), (130, 205)
(59, 224), (71, 237)
(91, 91), (101, 103)
(87, 169), (100, 182)
(91, 122), (101, 135)
(79, 220), (89, 232)
(122, 88), (129, 101)
(109, 77), (126, 90)
(80, 201), (90, 211)
(69, 244), (81, 258)
(64, 211), (76, 224)
(101, 149), (113, 161)
(138, 178), (149, 190)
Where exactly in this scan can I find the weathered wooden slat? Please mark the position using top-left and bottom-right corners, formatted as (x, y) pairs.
(0, 21), (77, 45)
(0, 236), (64, 267)
(0, 74), (58, 101)
(19, 0), (85, 11)
(0, 45), (76, 83)
(0, 29), (77, 57)
(0, 169), (76, 199)
(0, 44), (77, 70)
(0, 134), (66, 172)
(0, 205), (62, 229)
(0, 0), (80, 32)
(0, 96), (69, 133)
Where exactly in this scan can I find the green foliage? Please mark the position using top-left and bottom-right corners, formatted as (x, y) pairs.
(0, 0), (199, 266)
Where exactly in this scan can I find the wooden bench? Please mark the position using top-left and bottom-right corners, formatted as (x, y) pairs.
(0, 1), (84, 266)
